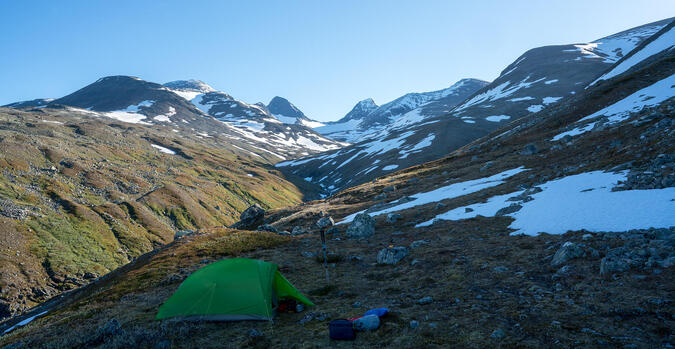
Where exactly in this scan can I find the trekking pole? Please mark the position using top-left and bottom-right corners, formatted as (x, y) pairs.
(320, 228), (329, 284)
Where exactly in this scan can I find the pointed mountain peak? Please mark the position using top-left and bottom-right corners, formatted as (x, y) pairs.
(267, 96), (306, 119)
(355, 98), (378, 109)
(163, 79), (215, 93)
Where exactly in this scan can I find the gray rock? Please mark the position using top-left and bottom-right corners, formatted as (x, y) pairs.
(410, 240), (430, 248)
(291, 226), (309, 235)
(383, 185), (396, 193)
(353, 314), (380, 331)
(386, 213), (401, 223)
(551, 242), (584, 266)
(409, 320), (420, 329)
(480, 161), (494, 172)
(301, 251), (315, 258)
(491, 329), (506, 339)
(374, 193), (387, 200)
(240, 204), (264, 222)
(231, 204), (265, 228)
(582, 233), (593, 240)
(600, 256), (630, 275)
(346, 213), (375, 239)
(464, 207), (474, 213)
(417, 296), (433, 305)
(377, 246), (408, 265)
(316, 216), (334, 229)
(493, 266), (509, 273)
(520, 143), (538, 155)
(553, 265), (574, 280)
(256, 224), (278, 233)
(248, 328), (263, 338)
(495, 204), (523, 216)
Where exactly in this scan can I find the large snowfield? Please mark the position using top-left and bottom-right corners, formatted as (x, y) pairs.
(418, 171), (675, 236)
(338, 167), (528, 224)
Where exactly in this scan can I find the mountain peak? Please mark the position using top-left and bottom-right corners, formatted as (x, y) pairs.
(356, 98), (378, 109)
(267, 96), (306, 119)
(340, 98), (379, 122)
(163, 79), (215, 93)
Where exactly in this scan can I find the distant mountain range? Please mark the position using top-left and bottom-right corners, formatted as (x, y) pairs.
(315, 78), (490, 142)
(276, 17), (674, 195)
(5, 77), (344, 161)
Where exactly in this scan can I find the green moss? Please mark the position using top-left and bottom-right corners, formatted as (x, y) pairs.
(168, 207), (195, 231)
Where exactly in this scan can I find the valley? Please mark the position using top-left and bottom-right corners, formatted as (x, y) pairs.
(0, 13), (673, 349)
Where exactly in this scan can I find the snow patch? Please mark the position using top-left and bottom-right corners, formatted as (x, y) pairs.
(3, 311), (48, 334)
(589, 26), (675, 86)
(338, 167), (527, 224)
(485, 115), (511, 122)
(542, 97), (562, 105)
(527, 105), (544, 113)
(418, 171), (675, 236)
(151, 144), (176, 154)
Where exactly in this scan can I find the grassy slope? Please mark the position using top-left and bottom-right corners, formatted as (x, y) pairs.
(0, 107), (304, 317)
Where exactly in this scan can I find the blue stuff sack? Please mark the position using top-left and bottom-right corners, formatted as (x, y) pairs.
(364, 307), (389, 318)
(329, 319), (355, 340)
(328, 319), (356, 341)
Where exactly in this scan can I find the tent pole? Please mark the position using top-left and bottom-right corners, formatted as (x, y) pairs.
(320, 229), (329, 284)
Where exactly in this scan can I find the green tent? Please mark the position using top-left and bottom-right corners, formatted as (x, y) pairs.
(156, 258), (314, 321)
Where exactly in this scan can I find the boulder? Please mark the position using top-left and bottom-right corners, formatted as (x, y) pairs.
(600, 255), (631, 275)
(386, 213), (401, 223)
(346, 213), (375, 239)
(231, 204), (265, 229)
(377, 246), (408, 265)
(551, 242), (584, 266)
(520, 143), (538, 155)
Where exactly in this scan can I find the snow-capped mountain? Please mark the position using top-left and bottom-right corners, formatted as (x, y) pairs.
(267, 96), (325, 128)
(277, 18), (673, 195)
(316, 78), (489, 142)
(5, 76), (345, 161)
(162, 80), (344, 156)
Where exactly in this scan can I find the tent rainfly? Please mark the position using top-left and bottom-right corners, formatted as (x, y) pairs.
(156, 258), (313, 321)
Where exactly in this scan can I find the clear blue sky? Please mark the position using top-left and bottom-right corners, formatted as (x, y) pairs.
(1, 1), (673, 121)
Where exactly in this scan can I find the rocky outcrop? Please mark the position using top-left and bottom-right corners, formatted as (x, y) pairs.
(230, 204), (265, 229)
